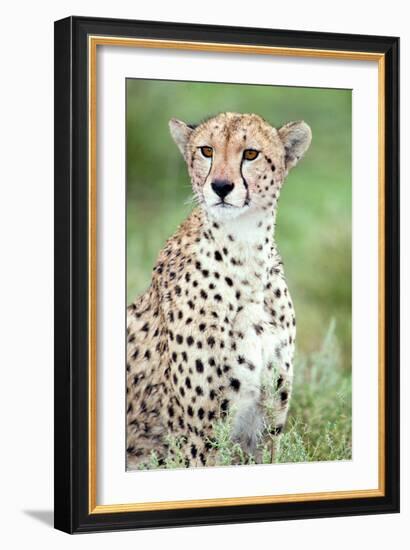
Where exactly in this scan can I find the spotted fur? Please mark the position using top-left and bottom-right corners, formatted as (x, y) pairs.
(127, 112), (311, 468)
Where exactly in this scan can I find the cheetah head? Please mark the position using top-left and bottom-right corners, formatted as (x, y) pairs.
(169, 112), (311, 222)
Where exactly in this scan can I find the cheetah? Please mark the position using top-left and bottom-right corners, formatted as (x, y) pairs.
(127, 112), (312, 469)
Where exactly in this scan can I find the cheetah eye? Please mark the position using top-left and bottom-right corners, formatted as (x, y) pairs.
(200, 146), (213, 158)
(243, 149), (259, 161)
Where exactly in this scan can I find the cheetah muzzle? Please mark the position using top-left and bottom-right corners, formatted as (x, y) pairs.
(127, 112), (312, 469)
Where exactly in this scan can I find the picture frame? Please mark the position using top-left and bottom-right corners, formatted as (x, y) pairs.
(54, 15), (400, 533)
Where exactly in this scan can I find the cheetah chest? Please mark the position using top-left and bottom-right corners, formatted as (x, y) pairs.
(165, 237), (288, 425)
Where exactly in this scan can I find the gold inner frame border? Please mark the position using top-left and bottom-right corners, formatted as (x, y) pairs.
(87, 35), (385, 514)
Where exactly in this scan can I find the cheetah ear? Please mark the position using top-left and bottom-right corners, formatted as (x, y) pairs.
(169, 118), (194, 159)
(278, 121), (312, 170)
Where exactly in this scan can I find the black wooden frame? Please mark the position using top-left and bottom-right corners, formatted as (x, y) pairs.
(54, 15), (400, 533)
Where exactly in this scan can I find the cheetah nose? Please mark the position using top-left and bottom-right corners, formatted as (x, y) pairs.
(211, 179), (234, 200)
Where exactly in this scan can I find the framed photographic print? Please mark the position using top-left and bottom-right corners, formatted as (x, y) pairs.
(54, 16), (400, 533)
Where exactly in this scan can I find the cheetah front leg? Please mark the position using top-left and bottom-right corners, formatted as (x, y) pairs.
(229, 304), (268, 457)
(260, 330), (294, 463)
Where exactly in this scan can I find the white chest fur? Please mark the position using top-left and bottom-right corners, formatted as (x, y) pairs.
(199, 208), (281, 362)
(192, 209), (292, 451)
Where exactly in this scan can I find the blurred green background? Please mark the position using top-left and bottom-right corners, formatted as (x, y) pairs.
(127, 79), (352, 369)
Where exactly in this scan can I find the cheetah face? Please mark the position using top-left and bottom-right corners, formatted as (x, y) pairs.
(170, 112), (311, 221)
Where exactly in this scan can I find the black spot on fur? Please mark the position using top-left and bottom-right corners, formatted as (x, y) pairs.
(221, 399), (229, 416)
(207, 336), (215, 348)
(271, 425), (283, 435)
(280, 391), (289, 402)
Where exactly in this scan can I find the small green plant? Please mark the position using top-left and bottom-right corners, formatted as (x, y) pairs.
(137, 449), (162, 470)
(163, 434), (189, 469)
(205, 407), (256, 466)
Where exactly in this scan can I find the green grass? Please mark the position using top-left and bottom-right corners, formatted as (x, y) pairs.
(277, 320), (351, 463)
(126, 79), (352, 465)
